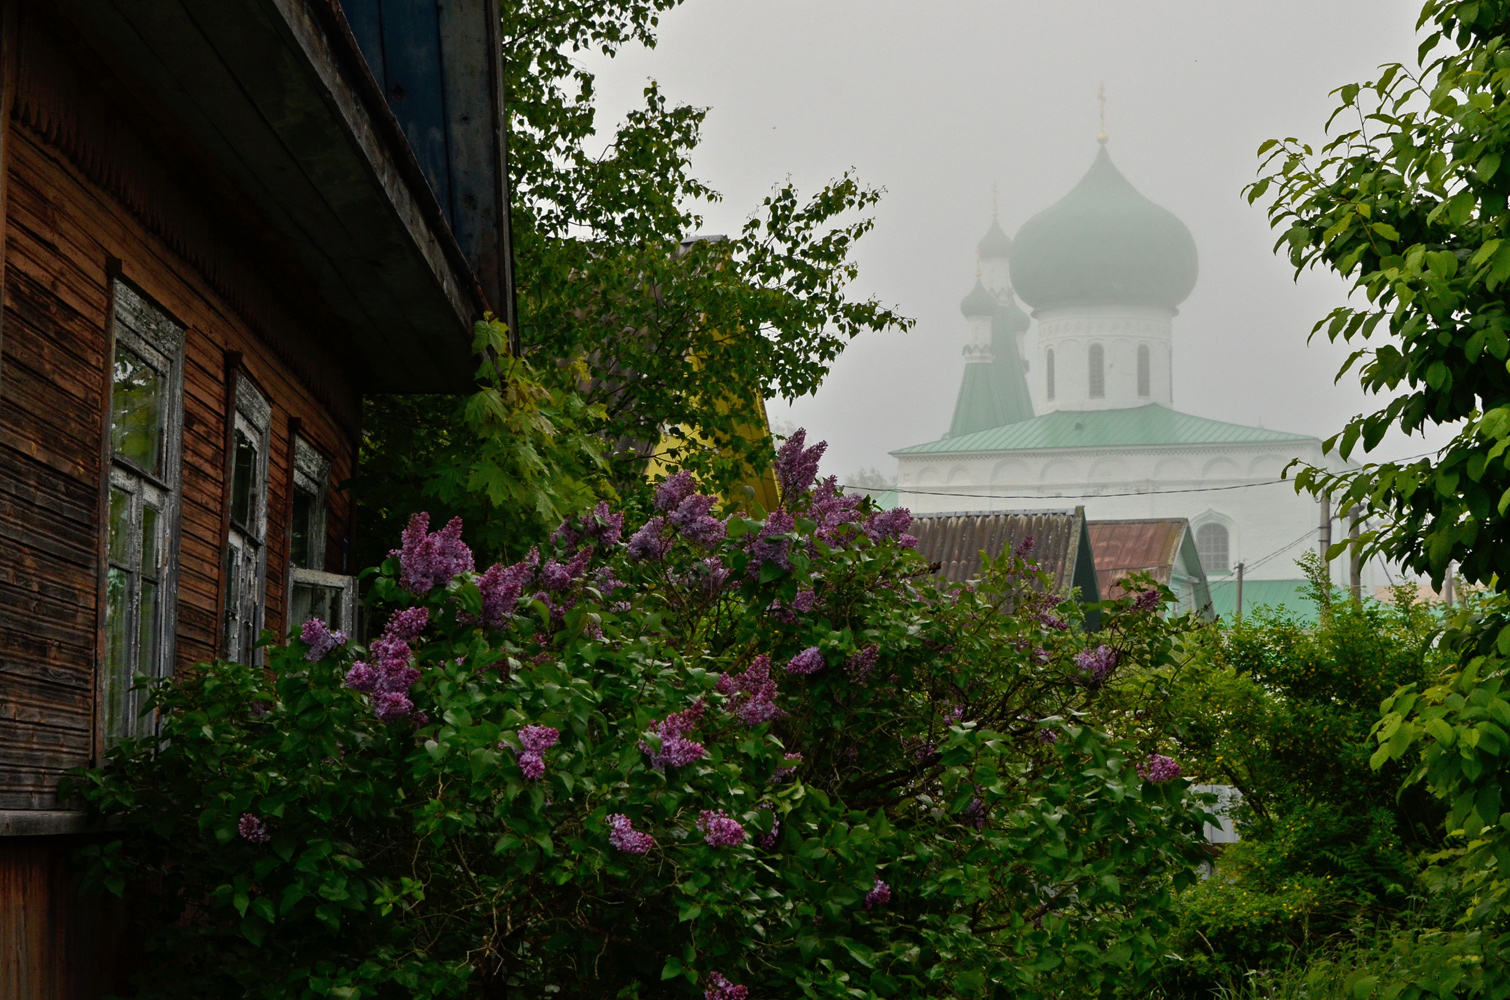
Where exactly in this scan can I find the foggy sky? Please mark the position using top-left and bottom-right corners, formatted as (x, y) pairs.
(584, 0), (1449, 481)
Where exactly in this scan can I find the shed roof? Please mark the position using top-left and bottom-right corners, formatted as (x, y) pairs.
(1088, 518), (1214, 618)
(894, 404), (1312, 457)
(56, 0), (494, 392)
(908, 508), (1101, 615)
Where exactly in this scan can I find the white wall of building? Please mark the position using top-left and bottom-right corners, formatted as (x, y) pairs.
(1035, 305), (1175, 411)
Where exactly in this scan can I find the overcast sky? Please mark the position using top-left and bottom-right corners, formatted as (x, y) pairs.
(584, 0), (1448, 481)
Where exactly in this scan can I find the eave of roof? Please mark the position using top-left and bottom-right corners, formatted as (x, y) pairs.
(893, 404), (1313, 457)
(57, 0), (485, 392)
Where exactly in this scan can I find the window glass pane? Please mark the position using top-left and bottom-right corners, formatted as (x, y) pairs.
(104, 567), (131, 740)
(1088, 345), (1105, 398)
(230, 428), (257, 531)
(292, 580), (345, 633)
(1197, 524), (1230, 574)
(139, 580), (159, 680)
(1137, 345), (1151, 397)
(108, 487), (133, 567)
(140, 504), (160, 580)
(291, 484), (316, 569)
(1046, 350), (1055, 400)
(111, 346), (164, 476)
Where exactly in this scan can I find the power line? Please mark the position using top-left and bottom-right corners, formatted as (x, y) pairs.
(1205, 526), (1322, 595)
(846, 447), (1447, 503)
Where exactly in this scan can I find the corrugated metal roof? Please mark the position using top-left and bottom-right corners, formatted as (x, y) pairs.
(892, 404), (1311, 456)
(1088, 518), (1214, 618)
(909, 509), (1100, 608)
(1088, 519), (1186, 597)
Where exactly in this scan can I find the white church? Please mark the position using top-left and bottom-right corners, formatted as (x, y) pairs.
(888, 135), (1394, 613)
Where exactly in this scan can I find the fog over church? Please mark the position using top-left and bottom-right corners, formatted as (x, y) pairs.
(888, 128), (1393, 610)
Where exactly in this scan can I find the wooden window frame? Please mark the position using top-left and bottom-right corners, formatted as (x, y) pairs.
(287, 435), (356, 634)
(222, 374), (271, 665)
(1195, 521), (1231, 576)
(101, 279), (185, 745)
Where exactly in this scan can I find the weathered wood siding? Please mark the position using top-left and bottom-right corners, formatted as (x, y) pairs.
(0, 9), (360, 811)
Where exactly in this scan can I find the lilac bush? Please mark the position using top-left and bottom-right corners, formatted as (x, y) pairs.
(75, 432), (1213, 1000)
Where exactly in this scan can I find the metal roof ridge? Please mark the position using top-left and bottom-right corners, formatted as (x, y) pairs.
(911, 508), (1082, 518)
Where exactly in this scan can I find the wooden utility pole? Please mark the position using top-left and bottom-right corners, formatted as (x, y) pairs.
(1348, 510), (1361, 606)
(1235, 562), (1245, 623)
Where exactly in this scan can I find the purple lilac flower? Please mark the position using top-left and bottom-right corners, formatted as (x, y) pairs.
(792, 589), (817, 612)
(1138, 754), (1183, 783)
(552, 501), (626, 550)
(770, 752), (803, 784)
(1014, 535), (1036, 558)
(715, 655), (785, 725)
(627, 516), (671, 562)
(540, 559), (572, 592)
(1133, 588), (1162, 613)
(745, 509), (796, 573)
(669, 492), (727, 545)
(639, 701), (708, 770)
(697, 809), (747, 848)
(300, 617), (348, 662)
(593, 566), (625, 598)
(238, 813), (270, 844)
(704, 971), (748, 1000)
(863, 506), (915, 546)
(1031, 646), (1051, 665)
(1038, 728), (1059, 745)
(607, 813), (655, 855)
(775, 429), (827, 499)
(756, 802), (781, 849)
(508, 725), (560, 781)
(654, 469), (698, 512)
(962, 796), (987, 830)
(846, 644), (880, 681)
(345, 607), (428, 721)
(1038, 611), (1069, 631)
(478, 549), (539, 627)
(810, 476), (865, 546)
(785, 646), (826, 675)
(391, 512), (474, 594)
(865, 877), (892, 910)
(1074, 644), (1118, 681)
(698, 557), (731, 594)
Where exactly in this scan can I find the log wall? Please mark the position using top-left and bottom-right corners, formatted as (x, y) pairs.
(0, 5), (361, 811)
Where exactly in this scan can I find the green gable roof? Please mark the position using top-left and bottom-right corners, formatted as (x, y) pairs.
(895, 404), (1312, 456)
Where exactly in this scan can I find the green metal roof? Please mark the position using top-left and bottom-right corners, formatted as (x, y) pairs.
(1205, 578), (1318, 623)
(894, 404), (1312, 456)
(960, 279), (996, 318)
(950, 363), (1012, 437)
(1010, 144), (1199, 312)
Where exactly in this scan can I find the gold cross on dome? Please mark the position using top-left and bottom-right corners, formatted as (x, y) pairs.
(1097, 82), (1108, 144)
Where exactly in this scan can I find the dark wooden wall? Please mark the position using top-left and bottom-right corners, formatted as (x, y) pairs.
(0, 7), (360, 812)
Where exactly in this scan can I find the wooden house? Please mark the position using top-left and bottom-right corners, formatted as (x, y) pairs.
(0, 0), (512, 994)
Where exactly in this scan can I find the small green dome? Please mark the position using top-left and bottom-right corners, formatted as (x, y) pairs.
(960, 279), (997, 319)
(1010, 145), (1198, 312)
(977, 218), (1012, 260)
(994, 296), (1030, 337)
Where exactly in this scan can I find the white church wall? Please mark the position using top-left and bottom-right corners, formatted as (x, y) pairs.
(1034, 305), (1175, 411)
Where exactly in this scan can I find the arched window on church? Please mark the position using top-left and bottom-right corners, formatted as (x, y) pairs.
(1137, 345), (1151, 398)
(1046, 349), (1055, 400)
(1196, 522), (1230, 574)
(1088, 343), (1105, 398)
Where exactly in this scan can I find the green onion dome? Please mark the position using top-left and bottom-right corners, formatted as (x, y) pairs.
(960, 279), (997, 319)
(994, 295), (1030, 338)
(1009, 145), (1198, 312)
(977, 217), (1013, 260)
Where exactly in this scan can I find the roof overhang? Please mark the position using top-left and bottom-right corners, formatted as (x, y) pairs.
(56, 0), (485, 392)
